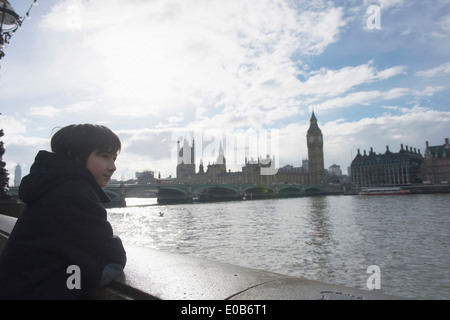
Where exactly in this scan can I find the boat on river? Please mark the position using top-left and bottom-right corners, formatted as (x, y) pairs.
(358, 187), (412, 196)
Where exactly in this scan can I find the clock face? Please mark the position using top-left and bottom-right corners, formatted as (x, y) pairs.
(318, 136), (322, 142)
(308, 136), (314, 143)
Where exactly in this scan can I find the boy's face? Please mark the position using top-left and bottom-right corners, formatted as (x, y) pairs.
(86, 150), (117, 187)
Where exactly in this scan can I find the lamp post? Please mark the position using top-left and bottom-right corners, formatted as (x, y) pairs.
(1, 1), (37, 208)
(0, 0), (20, 61)
(1, 0), (37, 61)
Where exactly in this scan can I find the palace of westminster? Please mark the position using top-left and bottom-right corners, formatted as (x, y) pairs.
(175, 111), (325, 186)
(133, 111), (449, 188)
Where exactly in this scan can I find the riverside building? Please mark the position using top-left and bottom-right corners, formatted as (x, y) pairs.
(420, 138), (450, 184)
(350, 144), (424, 187)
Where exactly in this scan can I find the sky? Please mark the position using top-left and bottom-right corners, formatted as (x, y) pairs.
(1, 0), (450, 183)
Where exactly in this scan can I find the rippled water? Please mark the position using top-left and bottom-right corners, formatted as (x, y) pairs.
(107, 194), (450, 299)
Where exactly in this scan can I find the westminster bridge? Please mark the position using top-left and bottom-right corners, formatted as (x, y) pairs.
(104, 183), (323, 205)
(8, 183), (324, 207)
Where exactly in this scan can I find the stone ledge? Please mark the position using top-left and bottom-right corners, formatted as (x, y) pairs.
(101, 244), (398, 300)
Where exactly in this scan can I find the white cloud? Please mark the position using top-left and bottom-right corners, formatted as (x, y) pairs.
(35, 0), (349, 124)
(415, 62), (450, 78)
(310, 87), (409, 111)
(321, 105), (450, 170)
(28, 106), (61, 118)
(412, 86), (445, 97)
(430, 14), (450, 38)
(298, 62), (406, 98)
(0, 115), (27, 136)
(438, 15), (450, 32)
(65, 100), (96, 113)
(168, 114), (184, 124)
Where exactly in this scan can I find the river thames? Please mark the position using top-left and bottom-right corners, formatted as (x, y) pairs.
(107, 194), (449, 299)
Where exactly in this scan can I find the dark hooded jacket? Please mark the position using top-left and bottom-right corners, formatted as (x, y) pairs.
(0, 151), (126, 299)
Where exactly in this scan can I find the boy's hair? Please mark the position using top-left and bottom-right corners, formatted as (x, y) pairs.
(51, 124), (121, 165)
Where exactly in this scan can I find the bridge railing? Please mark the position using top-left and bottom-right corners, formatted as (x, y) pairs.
(0, 213), (400, 300)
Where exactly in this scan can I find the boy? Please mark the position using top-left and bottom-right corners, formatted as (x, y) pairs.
(0, 124), (127, 299)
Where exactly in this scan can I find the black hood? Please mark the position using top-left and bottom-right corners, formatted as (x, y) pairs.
(19, 151), (110, 204)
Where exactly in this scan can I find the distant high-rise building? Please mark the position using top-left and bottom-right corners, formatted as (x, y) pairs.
(329, 164), (342, 176)
(135, 170), (155, 185)
(14, 164), (21, 187)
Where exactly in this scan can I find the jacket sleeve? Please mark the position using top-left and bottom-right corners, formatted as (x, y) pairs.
(53, 180), (127, 288)
(100, 261), (124, 286)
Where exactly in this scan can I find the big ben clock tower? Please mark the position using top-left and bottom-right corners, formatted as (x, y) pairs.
(306, 111), (325, 185)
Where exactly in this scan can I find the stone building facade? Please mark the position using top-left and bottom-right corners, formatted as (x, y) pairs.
(420, 138), (450, 184)
(350, 144), (424, 187)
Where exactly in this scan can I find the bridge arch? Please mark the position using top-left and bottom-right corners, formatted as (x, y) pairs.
(192, 185), (241, 201)
(278, 185), (304, 197)
(304, 186), (322, 194)
(278, 185), (303, 192)
(156, 186), (189, 204)
(125, 187), (157, 198)
(242, 185), (277, 199)
(104, 190), (121, 202)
